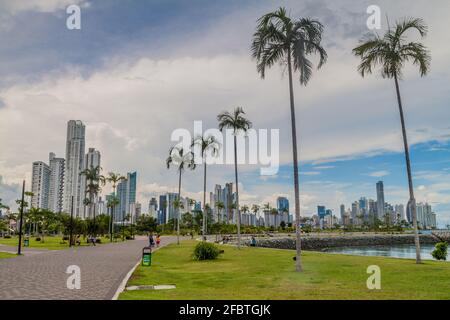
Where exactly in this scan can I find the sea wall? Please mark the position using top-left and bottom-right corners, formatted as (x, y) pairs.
(252, 234), (439, 251)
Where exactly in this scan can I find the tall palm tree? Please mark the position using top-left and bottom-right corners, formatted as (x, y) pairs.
(166, 146), (196, 245)
(218, 107), (252, 249)
(252, 7), (327, 272)
(353, 17), (430, 264)
(106, 172), (125, 242)
(251, 204), (260, 226)
(192, 135), (220, 237)
(80, 165), (105, 236)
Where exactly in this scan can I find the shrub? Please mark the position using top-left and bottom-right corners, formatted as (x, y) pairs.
(35, 237), (41, 241)
(432, 242), (448, 261)
(193, 242), (221, 261)
(62, 236), (69, 241)
(3, 234), (11, 239)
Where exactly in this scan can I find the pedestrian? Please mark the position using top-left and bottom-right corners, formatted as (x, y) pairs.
(148, 233), (155, 247)
(156, 234), (161, 247)
(251, 236), (256, 247)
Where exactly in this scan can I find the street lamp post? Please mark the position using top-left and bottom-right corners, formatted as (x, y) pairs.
(69, 196), (74, 247)
(17, 180), (25, 255)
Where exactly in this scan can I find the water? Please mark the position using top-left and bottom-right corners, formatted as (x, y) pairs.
(323, 244), (448, 261)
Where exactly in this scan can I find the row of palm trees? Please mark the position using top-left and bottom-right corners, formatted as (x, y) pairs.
(167, 107), (252, 248)
(166, 7), (430, 271)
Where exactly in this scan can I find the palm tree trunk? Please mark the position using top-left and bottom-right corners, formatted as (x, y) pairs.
(394, 73), (421, 264)
(177, 169), (182, 245)
(234, 135), (241, 249)
(287, 49), (303, 272)
(202, 160), (207, 238)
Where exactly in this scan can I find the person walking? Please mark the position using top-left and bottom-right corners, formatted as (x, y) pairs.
(156, 234), (161, 248)
(148, 233), (155, 247)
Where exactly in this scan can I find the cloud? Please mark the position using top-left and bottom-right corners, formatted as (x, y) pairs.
(368, 170), (390, 178)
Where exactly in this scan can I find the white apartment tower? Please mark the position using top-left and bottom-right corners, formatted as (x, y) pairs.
(48, 152), (65, 213)
(31, 161), (51, 209)
(81, 147), (101, 219)
(63, 120), (86, 217)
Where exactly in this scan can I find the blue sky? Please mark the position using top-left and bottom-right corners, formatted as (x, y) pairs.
(0, 0), (449, 227)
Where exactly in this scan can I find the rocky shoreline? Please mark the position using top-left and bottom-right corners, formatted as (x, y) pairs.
(252, 233), (445, 251)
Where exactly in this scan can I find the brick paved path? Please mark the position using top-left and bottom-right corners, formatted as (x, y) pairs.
(0, 236), (179, 300)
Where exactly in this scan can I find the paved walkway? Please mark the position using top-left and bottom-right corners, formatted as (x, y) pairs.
(0, 236), (179, 300)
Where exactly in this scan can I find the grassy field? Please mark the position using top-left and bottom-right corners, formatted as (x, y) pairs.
(0, 252), (16, 259)
(0, 235), (121, 250)
(120, 241), (450, 300)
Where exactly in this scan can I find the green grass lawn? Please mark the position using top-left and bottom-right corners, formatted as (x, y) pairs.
(0, 235), (121, 250)
(0, 252), (16, 259)
(119, 241), (450, 300)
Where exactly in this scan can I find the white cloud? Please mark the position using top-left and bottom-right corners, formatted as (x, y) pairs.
(368, 170), (390, 178)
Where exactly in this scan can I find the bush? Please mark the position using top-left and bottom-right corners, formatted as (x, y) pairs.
(62, 236), (69, 241)
(193, 242), (221, 261)
(3, 234), (11, 239)
(432, 242), (448, 261)
(35, 237), (41, 241)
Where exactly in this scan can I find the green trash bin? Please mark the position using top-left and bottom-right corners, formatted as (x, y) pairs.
(142, 247), (152, 266)
(24, 238), (30, 247)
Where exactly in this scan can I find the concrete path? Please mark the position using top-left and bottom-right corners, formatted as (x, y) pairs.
(0, 236), (179, 300)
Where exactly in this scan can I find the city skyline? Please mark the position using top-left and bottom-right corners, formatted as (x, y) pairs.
(0, 1), (449, 227)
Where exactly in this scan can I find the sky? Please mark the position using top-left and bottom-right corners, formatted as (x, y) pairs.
(0, 0), (449, 227)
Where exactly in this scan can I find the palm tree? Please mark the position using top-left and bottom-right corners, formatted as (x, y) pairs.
(166, 146), (196, 245)
(252, 7), (327, 272)
(80, 165), (105, 236)
(106, 172), (125, 242)
(353, 17), (431, 264)
(251, 204), (260, 226)
(192, 135), (220, 237)
(218, 107), (252, 249)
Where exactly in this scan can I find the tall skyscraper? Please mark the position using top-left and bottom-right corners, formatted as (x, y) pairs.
(81, 147), (101, 219)
(149, 197), (158, 219)
(376, 181), (385, 219)
(158, 194), (167, 224)
(116, 171), (137, 221)
(31, 161), (51, 209)
(317, 206), (326, 219)
(277, 197), (289, 212)
(48, 153), (65, 213)
(340, 204), (345, 220)
(63, 120), (86, 217)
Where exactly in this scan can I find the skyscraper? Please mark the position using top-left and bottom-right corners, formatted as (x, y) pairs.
(31, 161), (51, 209)
(376, 181), (385, 219)
(158, 194), (167, 224)
(317, 206), (326, 219)
(81, 148), (101, 219)
(63, 120), (86, 217)
(48, 153), (65, 213)
(116, 171), (137, 221)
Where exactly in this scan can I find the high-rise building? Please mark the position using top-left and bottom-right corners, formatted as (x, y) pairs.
(80, 147), (101, 219)
(317, 206), (326, 219)
(395, 204), (405, 222)
(31, 161), (51, 209)
(158, 195), (167, 224)
(115, 171), (137, 222)
(48, 152), (65, 213)
(340, 204), (345, 221)
(376, 181), (385, 219)
(149, 197), (158, 219)
(63, 120), (86, 217)
(277, 197), (289, 212)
